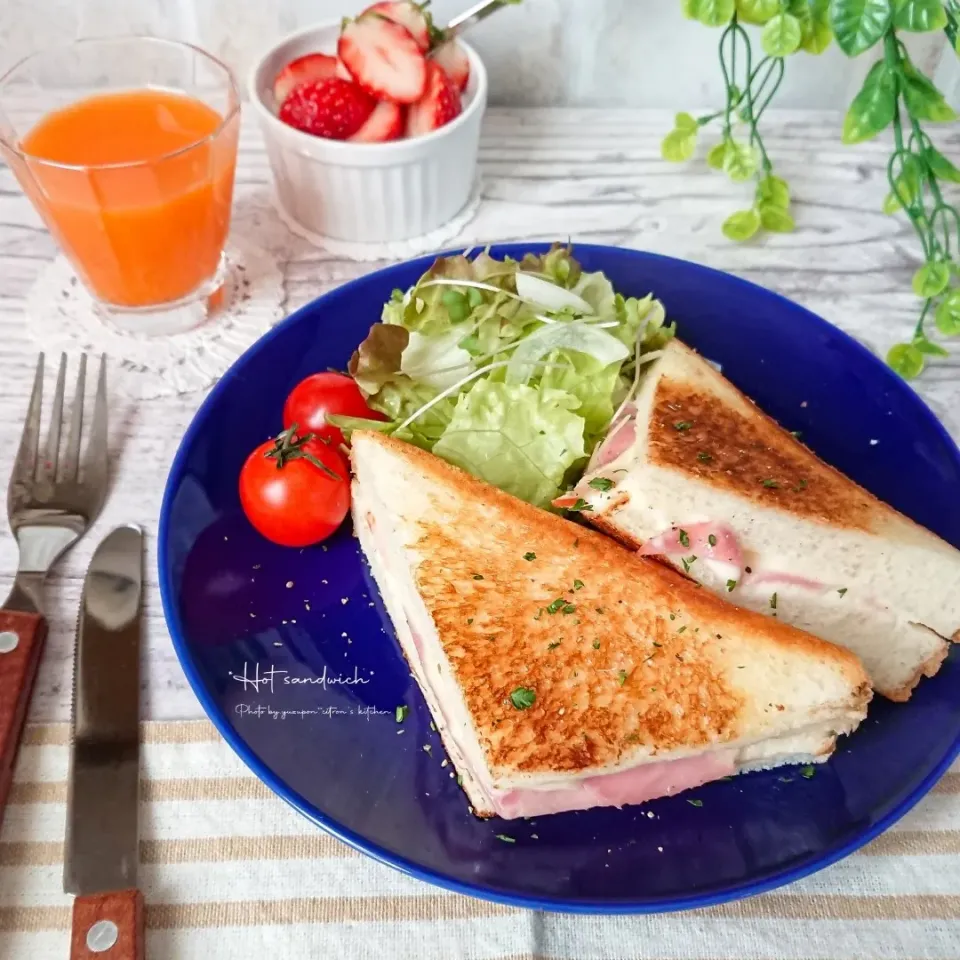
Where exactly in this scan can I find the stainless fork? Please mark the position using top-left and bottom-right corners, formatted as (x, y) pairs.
(0, 353), (108, 826)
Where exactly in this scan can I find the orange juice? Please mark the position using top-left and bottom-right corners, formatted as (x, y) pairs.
(15, 89), (238, 307)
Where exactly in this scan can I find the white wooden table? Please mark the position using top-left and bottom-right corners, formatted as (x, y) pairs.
(1, 106), (957, 723)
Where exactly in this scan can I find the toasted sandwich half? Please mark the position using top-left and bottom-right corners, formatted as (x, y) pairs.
(573, 337), (960, 702)
(351, 430), (870, 820)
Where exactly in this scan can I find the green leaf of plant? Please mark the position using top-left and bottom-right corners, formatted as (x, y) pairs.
(901, 62), (958, 122)
(791, 0), (834, 52)
(935, 289), (960, 335)
(737, 0), (780, 23)
(722, 140), (758, 181)
(887, 342), (925, 378)
(882, 154), (922, 213)
(706, 141), (729, 170)
(761, 12), (803, 54)
(912, 262), (951, 297)
(829, 0), (894, 56)
(694, 0), (737, 25)
(682, 0), (699, 17)
(675, 111), (699, 133)
(757, 174), (790, 208)
(912, 335), (950, 356)
(892, 0), (947, 31)
(759, 204), (797, 231)
(661, 128), (697, 162)
(841, 61), (896, 143)
(926, 145), (960, 183)
(722, 208), (762, 242)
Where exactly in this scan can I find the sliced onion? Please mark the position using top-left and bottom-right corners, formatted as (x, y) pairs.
(515, 272), (594, 315)
(505, 322), (629, 384)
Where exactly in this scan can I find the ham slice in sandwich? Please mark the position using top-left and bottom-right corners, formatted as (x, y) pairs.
(351, 431), (870, 820)
(575, 337), (960, 702)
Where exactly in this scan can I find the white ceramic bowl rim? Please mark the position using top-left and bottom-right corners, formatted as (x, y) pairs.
(247, 20), (488, 157)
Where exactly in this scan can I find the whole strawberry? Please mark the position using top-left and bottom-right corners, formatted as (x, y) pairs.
(279, 77), (375, 140)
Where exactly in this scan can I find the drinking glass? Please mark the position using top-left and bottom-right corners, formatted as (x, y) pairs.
(0, 37), (241, 335)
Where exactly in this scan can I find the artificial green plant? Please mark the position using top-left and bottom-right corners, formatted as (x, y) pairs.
(666, 0), (960, 378)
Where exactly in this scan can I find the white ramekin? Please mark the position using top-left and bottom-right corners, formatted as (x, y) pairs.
(248, 21), (487, 244)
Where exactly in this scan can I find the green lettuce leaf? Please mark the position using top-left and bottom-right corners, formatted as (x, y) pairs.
(432, 380), (586, 506)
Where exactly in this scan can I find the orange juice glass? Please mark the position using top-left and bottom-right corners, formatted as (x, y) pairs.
(0, 37), (240, 334)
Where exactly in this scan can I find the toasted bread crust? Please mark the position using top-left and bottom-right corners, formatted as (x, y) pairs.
(647, 358), (878, 531)
(355, 431), (870, 778)
(885, 636), (950, 702)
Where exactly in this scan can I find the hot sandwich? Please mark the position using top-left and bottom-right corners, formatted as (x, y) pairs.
(352, 430), (870, 819)
(574, 338), (960, 701)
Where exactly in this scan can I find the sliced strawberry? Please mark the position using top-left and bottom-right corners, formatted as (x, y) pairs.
(273, 53), (338, 105)
(278, 77), (376, 140)
(338, 16), (427, 105)
(430, 40), (470, 93)
(348, 100), (406, 143)
(406, 61), (462, 138)
(362, 1), (431, 51)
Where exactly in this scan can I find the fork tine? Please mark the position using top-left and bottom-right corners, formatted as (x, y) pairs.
(40, 353), (67, 481)
(61, 353), (87, 480)
(11, 354), (44, 485)
(82, 355), (108, 481)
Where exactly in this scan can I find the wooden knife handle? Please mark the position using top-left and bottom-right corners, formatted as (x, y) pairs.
(71, 890), (144, 960)
(0, 609), (47, 829)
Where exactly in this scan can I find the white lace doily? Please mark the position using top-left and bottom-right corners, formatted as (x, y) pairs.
(274, 178), (483, 261)
(25, 235), (285, 399)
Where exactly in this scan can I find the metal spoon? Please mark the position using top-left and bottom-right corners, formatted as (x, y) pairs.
(446, 0), (521, 36)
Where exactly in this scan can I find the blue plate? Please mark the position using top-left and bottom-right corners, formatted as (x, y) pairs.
(159, 243), (960, 913)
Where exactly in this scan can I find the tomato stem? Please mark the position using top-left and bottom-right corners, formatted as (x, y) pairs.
(265, 424), (343, 481)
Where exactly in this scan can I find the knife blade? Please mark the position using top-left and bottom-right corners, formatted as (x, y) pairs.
(64, 525), (144, 960)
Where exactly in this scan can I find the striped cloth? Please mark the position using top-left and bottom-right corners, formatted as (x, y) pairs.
(2, 722), (960, 959)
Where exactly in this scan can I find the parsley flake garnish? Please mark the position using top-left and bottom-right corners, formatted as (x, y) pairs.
(681, 555), (697, 574)
(533, 608), (543, 621)
(837, 587), (848, 597)
(568, 498), (594, 512)
(456, 774), (463, 786)
(761, 478), (779, 489)
(523, 552), (537, 561)
(790, 430), (803, 439)
(467, 618), (474, 625)
(726, 579), (737, 592)
(800, 765), (816, 779)
(562, 603), (576, 615)
(472, 574), (484, 580)
(652, 641), (662, 648)
(547, 641), (561, 651)
(677, 625), (687, 634)
(592, 640), (601, 650)
(687, 798), (703, 807)
(708, 533), (718, 547)
(573, 579), (584, 591)
(697, 451), (713, 462)
(496, 834), (516, 843)
(678, 529), (690, 548)
(509, 687), (536, 710)
(793, 478), (808, 492)
(674, 420), (693, 431)
(617, 670), (629, 685)
(770, 592), (778, 610)
(546, 597), (566, 614)
(395, 705), (408, 724)
(588, 477), (614, 492)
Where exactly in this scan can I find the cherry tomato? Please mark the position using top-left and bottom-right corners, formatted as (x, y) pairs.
(283, 372), (384, 447)
(239, 426), (350, 547)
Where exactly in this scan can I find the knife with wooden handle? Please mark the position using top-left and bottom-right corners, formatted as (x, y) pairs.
(64, 525), (144, 960)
